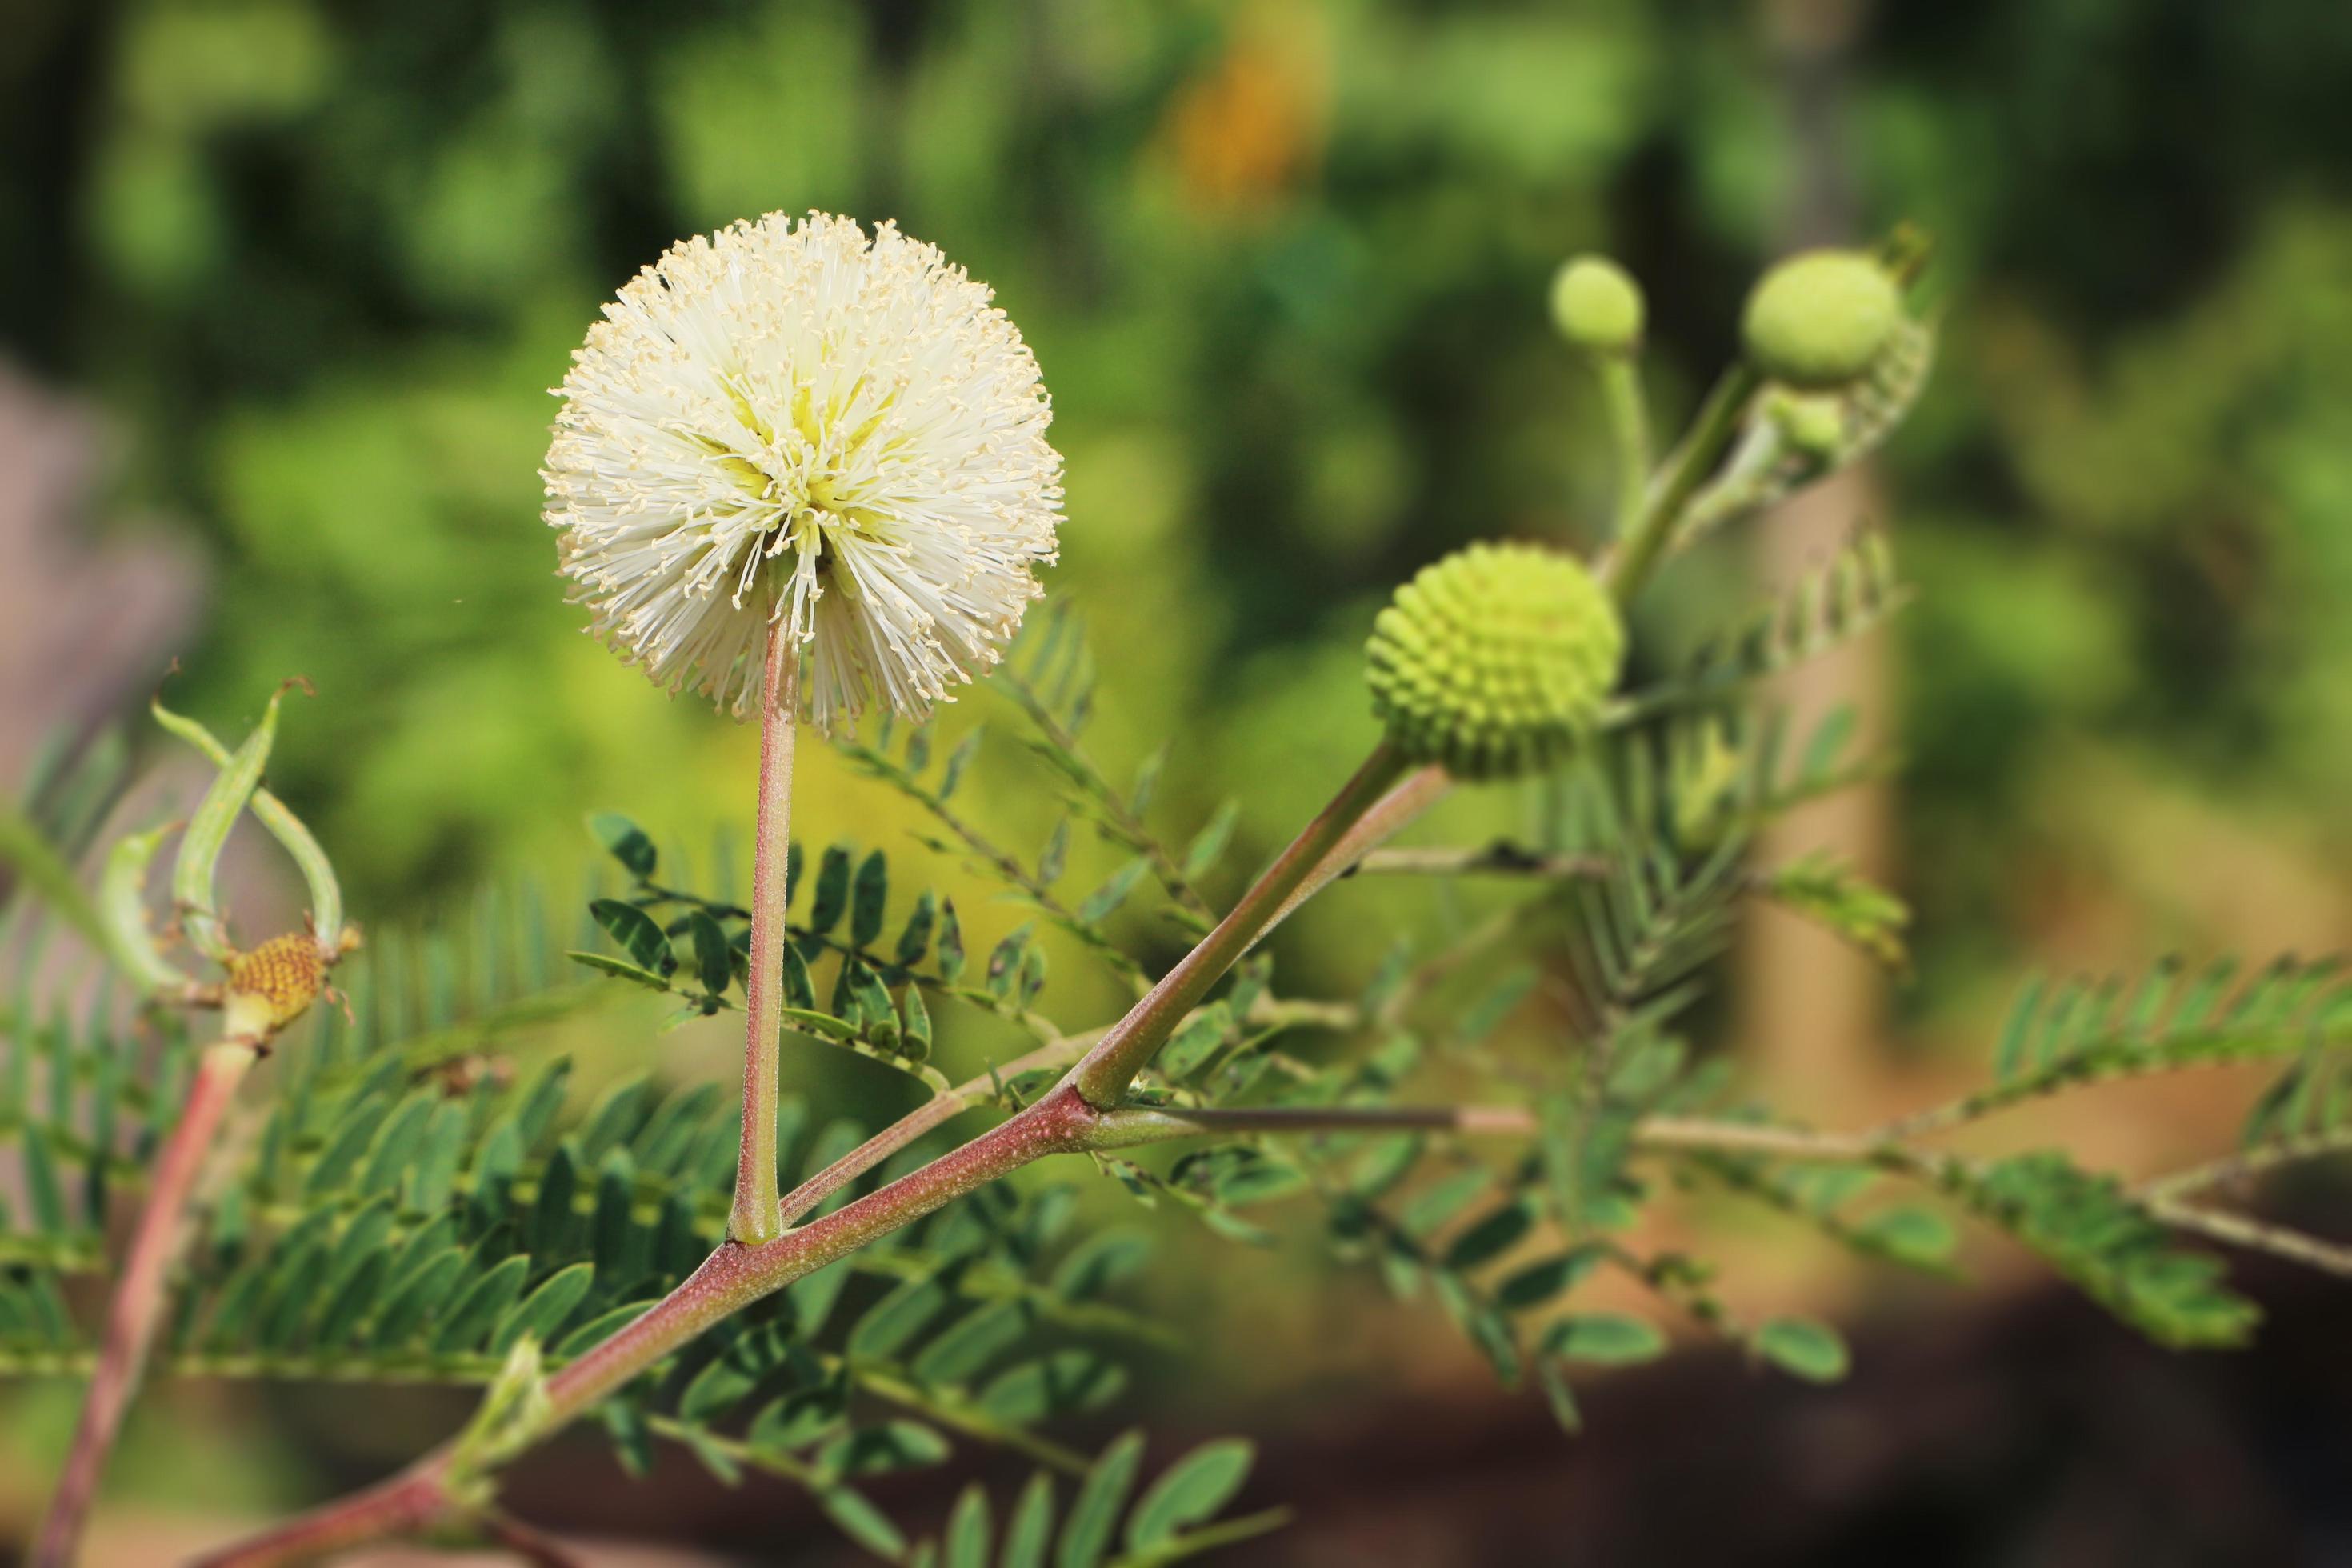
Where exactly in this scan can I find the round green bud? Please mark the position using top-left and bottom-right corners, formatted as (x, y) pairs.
(1366, 542), (1626, 782)
(1740, 250), (1902, 388)
(1549, 255), (1646, 354)
(1766, 389), (1847, 459)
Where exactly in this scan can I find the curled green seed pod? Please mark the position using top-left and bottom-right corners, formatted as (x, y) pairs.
(1741, 250), (1902, 389)
(1550, 255), (1646, 354)
(100, 824), (194, 998)
(1366, 542), (1625, 781)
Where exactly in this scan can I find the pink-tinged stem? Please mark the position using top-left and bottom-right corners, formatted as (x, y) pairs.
(1258, 762), (1451, 945)
(1066, 744), (1410, 1110)
(731, 624), (800, 1246)
(34, 1040), (257, 1568)
(191, 1084), (1104, 1568)
(778, 1033), (1100, 1226)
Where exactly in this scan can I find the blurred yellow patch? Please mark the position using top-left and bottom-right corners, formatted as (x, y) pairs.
(1159, 17), (1326, 216)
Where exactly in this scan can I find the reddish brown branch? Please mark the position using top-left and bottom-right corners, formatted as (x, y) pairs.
(34, 1041), (257, 1568)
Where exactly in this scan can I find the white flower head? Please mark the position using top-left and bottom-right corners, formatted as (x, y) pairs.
(545, 212), (1063, 729)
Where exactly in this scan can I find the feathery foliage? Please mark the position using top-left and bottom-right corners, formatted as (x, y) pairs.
(10, 227), (2352, 1566)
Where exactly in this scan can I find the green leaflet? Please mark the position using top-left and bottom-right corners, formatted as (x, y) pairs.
(587, 811), (658, 881)
(809, 845), (852, 934)
(1753, 1317), (1848, 1383)
(1545, 1314), (1666, 1366)
(818, 1419), (951, 1478)
(0, 806), (114, 966)
(945, 1485), (992, 1568)
(431, 1254), (534, 1353)
(914, 1300), (1034, 1386)
(850, 849), (890, 947)
(587, 900), (674, 977)
(1003, 1473), (1056, 1568)
(1058, 1429), (1144, 1568)
(491, 1263), (595, 1354)
(847, 1272), (953, 1362)
(981, 1352), (1126, 1425)
(1944, 1152), (2259, 1349)
(1123, 1438), (1253, 1550)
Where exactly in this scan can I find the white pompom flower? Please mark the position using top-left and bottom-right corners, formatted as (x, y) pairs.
(545, 212), (1064, 729)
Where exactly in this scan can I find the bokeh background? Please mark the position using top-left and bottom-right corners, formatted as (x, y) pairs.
(6, 0), (2352, 1562)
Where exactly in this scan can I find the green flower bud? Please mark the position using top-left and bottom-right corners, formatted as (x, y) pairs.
(1741, 250), (1902, 389)
(1366, 542), (1625, 781)
(1766, 389), (1847, 460)
(1549, 255), (1646, 354)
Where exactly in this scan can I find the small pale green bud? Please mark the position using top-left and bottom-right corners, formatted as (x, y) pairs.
(1550, 255), (1645, 354)
(1366, 542), (1625, 782)
(1741, 250), (1901, 388)
(1766, 390), (1847, 459)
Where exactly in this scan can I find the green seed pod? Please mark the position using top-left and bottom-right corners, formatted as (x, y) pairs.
(1549, 255), (1646, 355)
(1366, 542), (1626, 781)
(1741, 250), (1902, 389)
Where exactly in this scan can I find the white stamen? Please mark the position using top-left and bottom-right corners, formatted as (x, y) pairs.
(544, 212), (1063, 729)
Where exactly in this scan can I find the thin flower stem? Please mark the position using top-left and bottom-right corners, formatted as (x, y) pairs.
(731, 624), (800, 1246)
(1632, 1115), (1885, 1165)
(2140, 1198), (2352, 1279)
(1067, 744), (1410, 1108)
(1084, 1102), (1892, 1166)
(35, 1038), (258, 1568)
(1597, 353), (1652, 540)
(2138, 1126), (2352, 1203)
(1863, 1043), (2289, 1142)
(777, 1031), (1101, 1226)
(1598, 362), (1762, 605)
(1258, 762), (1451, 945)
(1093, 1104), (2352, 1283)
(1086, 1102), (1529, 1146)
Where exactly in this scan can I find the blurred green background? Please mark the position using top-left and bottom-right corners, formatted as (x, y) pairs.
(7, 0), (2352, 1561)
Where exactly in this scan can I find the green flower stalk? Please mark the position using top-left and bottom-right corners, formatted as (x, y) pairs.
(1551, 254), (1653, 539)
(1366, 542), (1626, 781)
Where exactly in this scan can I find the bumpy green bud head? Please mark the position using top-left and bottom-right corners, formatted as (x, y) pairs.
(1549, 255), (1646, 354)
(1741, 250), (1902, 388)
(1766, 389), (1847, 459)
(1366, 542), (1625, 781)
